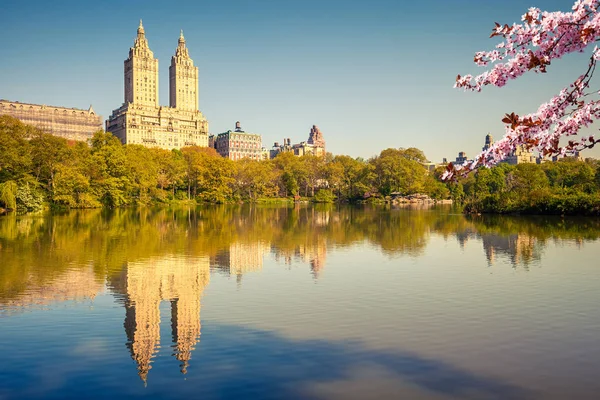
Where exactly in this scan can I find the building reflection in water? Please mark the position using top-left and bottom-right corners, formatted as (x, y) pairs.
(213, 242), (268, 277)
(0, 266), (102, 313)
(302, 242), (327, 279)
(455, 228), (478, 250)
(452, 228), (543, 269)
(481, 233), (541, 268)
(273, 240), (327, 279)
(111, 256), (210, 382)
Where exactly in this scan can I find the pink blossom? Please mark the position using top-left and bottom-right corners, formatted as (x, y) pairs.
(447, 0), (600, 180)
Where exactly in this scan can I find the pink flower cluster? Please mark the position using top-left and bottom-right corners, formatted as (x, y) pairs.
(445, 0), (600, 180)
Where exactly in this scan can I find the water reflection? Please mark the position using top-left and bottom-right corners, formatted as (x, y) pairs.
(109, 256), (210, 381)
(481, 234), (542, 267)
(0, 205), (599, 398)
(0, 266), (102, 315)
(1, 206), (599, 306)
(212, 242), (268, 280)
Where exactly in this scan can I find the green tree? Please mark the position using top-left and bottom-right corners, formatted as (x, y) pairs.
(181, 146), (217, 199)
(330, 155), (373, 200)
(543, 159), (596, 194)
(89, 131), (131, 207)
(273, 152), (304, 197)
(0, 180), (17, 210)
(182, 146), (234, 203)
(370, 148), (427, 196)
(233, 159), (277, 200)
(298, 154), (326, 197)
(29, 132), (69, 198)
(152, 148), (186, 198)
(53, 163), (99, 208)
(398, 147), (428, 163)
(125, 145), (158, 203)
(0, 115), (33, 182)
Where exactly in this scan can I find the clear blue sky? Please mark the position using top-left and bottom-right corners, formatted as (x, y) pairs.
(1, 0), (598, 161)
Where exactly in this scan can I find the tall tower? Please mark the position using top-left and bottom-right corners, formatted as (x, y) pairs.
(124, 20), (159, 107)
(482, 133), (493, 151)
(169, 30), (199, 111)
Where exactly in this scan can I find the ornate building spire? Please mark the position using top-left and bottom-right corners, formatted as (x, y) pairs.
(482, 133), (493, 151)
(169, 29), (198, 110)
(174, 29), (190, 60)
(132, 19), (150, 52)
(125, 20), (158, 106)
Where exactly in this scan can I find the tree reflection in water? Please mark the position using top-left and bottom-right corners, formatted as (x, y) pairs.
(0, 205), (598, 389)
(1, 205), (599, 304)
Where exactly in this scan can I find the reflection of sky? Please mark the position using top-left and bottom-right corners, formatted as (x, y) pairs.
(0, 316), (532, 399)
(1, 235), (599, 399)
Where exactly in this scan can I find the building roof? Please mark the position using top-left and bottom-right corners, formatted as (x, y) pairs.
(0, 99), (97, 114)
(217, 130), (260, 138)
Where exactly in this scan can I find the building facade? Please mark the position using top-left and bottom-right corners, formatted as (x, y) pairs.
(106, 22), (209, 150)
(454, 151), (469, 166)
(0, 100), (102, 142)
(270, 125), (326, 158)
(270, 138), (293, 159)
(479, 133), (537, 165)
(213, 121), (264, 161)
(505, 145), (537, 165)
(306, 124), (326, 154)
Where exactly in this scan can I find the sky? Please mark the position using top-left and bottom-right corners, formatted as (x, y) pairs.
(1, 0), (599, 162)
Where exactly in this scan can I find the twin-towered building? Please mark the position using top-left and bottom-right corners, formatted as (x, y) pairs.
(106, 22), (326, 158)
(2, 21), (328, 159)
(106, 21), (209, 149)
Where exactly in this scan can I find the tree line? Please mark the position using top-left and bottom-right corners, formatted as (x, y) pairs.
(0, 116), (448, 212)
(451, 160), (600, 215)
(3, 115), (600, 215)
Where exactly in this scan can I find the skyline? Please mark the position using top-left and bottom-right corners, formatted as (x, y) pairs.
(2, 0), (599, 162)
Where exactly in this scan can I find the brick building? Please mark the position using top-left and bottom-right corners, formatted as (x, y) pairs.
(213, 121), (264, 161)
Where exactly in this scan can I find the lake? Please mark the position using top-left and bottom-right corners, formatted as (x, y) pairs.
(0, 205), (599, 399)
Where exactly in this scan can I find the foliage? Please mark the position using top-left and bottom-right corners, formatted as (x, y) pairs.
(53, 164), (99, 208)
(0, 116), (33, 182)
(459, 159), (600, 215)
(329, 155), (373, 200)
(0, 117), (455, 211)
(449, 1), (600, 179)
(16, 179), (44, 212)
(4, 117), (599, 215)
(88, 130), (133, 207)
(0, 180), (17, 210)
(232, 159), (276, 200)
(313, 189), (336, 203)
(370, 148), (427, 196)
(29, 131), (69, 195)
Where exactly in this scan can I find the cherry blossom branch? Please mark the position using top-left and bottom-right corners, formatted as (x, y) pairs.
(444, 0), (600, 180)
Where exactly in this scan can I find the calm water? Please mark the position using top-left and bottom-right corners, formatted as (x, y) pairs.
(0, 205), (599, 399)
